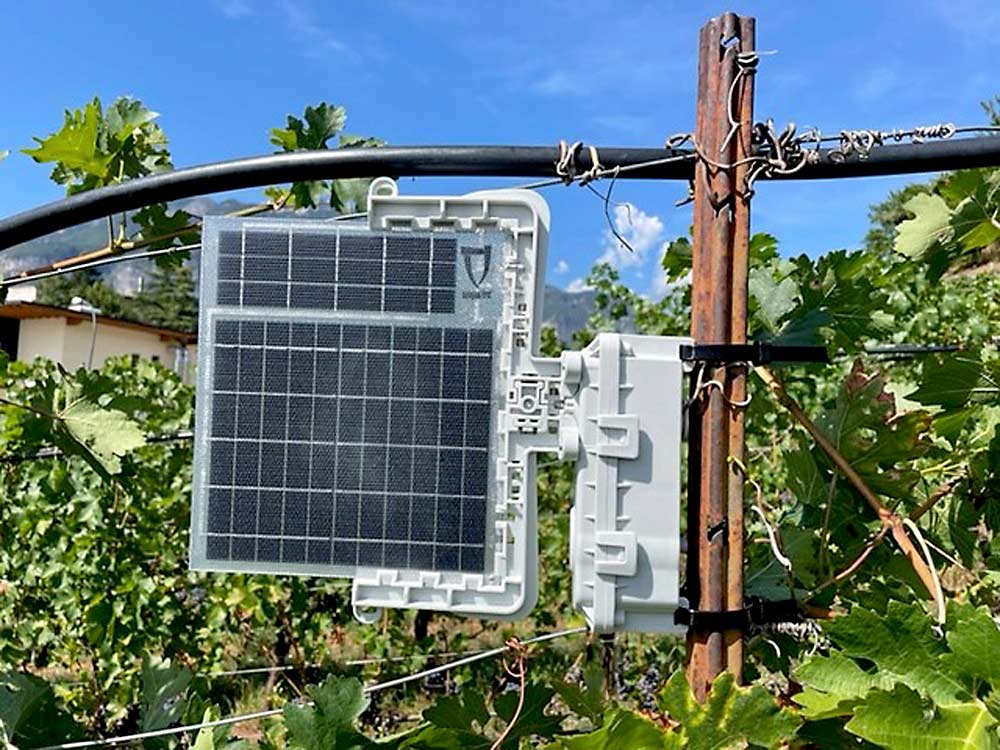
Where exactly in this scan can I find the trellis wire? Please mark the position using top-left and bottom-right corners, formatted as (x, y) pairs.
(31, 626), (587, 750)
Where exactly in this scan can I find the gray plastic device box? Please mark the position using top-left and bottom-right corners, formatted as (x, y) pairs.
(191, 179), (687, 632)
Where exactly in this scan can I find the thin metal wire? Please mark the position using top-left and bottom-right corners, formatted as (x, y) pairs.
(2, 209), (370, 289)
(31, 626), (587, 750)
(0, 431), (194, 464)
(207, 647), (492, 677)
(0, 244), (202, 288)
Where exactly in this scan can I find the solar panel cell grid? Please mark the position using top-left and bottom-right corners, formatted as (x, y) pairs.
(203, 319), (492, 573)
(216, 230), (457, 314)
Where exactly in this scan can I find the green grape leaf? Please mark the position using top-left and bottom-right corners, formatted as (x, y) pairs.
(558, 707), (664, 750)
(660, 237), (692, 284)
(132, 203), (197, 251)
(270, 103), (347, 152)
(141, 656), (193, 733)
(794, 651), (895, 720)
(748, 265), (799, 334)
(556, 663), (606, 725)
(658, 671), (799, 750)
(493, 684), (562, 748)
(423, 691), (489, 731)
(284, 676), (372, 750)
(896, 193), (952, 259)
(909, 355), (985, 410)
(846, 685), (996, 750)
(825, 602), (970, 706)
(56, 395), (147, 477)
(0, 672), (84, 747)
(943, 604), (1000, 688)
(23, 96), (172, 195)
(749, 232), (780, 264)
(22, 98), (112, 178)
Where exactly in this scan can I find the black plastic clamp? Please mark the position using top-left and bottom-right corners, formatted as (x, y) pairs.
(679, 341), (829, 365)
(674, 598), (802, 633)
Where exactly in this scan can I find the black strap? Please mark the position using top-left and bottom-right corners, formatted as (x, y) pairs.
(680, 342), (829, 365)
(675, 598), (802, 633)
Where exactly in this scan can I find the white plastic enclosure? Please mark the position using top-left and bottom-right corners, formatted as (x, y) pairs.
(191, 179), (688, 632)
(350, 179), (557, 621)
(561, 334), (688, 633)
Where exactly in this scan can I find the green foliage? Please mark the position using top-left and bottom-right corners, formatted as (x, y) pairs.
(266, 102), (384, 211)
(35, 269), (135, 319)
(130, 262), (199, 332)
(657, 671), (799, 749)
(24, 97), (161, 193)
(895, 170), (1000, 279)
(0, 673), (83, 747)
(284, 677), (372, 750)
(796, 602), (1000, 749)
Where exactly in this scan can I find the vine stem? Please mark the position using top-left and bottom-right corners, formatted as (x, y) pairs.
(755, 366), (943, 612)
(0, 394), (59, 421)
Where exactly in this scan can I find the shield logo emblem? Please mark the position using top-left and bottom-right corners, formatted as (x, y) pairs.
(461, 245), (492, 289)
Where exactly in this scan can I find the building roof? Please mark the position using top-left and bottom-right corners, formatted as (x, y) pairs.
(0, 302), (197, 345)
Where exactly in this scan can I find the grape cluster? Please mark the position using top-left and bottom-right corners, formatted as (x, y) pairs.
(635, 666), (662, 710)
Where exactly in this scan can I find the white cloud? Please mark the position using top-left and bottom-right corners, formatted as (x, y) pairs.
(596, 203), (664, 269)
(566, 277), (591, 293)
(532, 70), (579, 97)
(554, 260), (569, 275)
(215, 0), (254, 18)
(278, 0), (357, 62)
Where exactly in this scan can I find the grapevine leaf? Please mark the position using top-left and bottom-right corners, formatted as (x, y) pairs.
(422, 691), (489, 731)
(555, 663), (606, 724)
(817, 362), (933, 500)
(57, 396), (146, 476)
(557, 707), (664, 750)
(824, 602), (970, 706)
(909, 355), (984, 410)
(896, 193), (952, 259)
(132, 204), (197, 251)
(748, 266), (799, 334)
(493, 684), (562, 747)
(846, 685), (995, 750)
(0, 672), (84, 747)
(658, 671), (799, 750)
(943, 603), (1000, 687)
(660, 237), (692, 284)
(283, 676), (372, 750)
(749, 232), (780, 263)
(22, 98), (112, 177)
(793, 651), (894, 720)
(140, 656), (192, 732)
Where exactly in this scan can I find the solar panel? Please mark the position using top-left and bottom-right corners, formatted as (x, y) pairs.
(203, 319), (491, 573)
(193, 222), (502, 577)
(191, 181), (553, 619)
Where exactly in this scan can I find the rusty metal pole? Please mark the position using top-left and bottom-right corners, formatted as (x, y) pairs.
(685, 12), (755, 700)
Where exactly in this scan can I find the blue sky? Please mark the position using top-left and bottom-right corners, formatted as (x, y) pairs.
(1, 0), (998, 293)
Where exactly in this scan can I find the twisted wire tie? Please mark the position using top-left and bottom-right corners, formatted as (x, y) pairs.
(489, 638), (529, 750)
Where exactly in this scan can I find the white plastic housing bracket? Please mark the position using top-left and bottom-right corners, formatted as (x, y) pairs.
(564, 332), (689, 634)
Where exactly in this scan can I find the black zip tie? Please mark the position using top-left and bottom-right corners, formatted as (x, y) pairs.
(675, 598), (802, 634)
(680, 342), (829, 366)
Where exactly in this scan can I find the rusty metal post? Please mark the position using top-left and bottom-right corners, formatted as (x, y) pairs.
(685, 12), (755, 700)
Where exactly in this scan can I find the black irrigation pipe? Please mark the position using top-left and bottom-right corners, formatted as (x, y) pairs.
(2, 137), (1000, 253)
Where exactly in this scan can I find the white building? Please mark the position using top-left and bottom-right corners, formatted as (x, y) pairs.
(0, 301), (197, 380)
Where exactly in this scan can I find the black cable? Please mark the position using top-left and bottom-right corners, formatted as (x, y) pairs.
(3, 136), (1000, 253)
